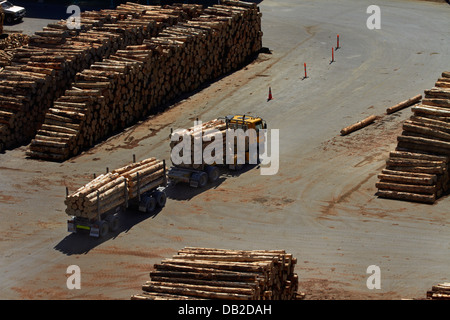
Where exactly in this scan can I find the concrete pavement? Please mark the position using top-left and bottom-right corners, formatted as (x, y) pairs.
(0, 0), (449, 300)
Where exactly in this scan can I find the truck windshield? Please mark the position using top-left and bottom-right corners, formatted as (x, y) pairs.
(1, 2), (13, 9)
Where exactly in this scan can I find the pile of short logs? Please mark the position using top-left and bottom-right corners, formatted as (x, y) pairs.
(0, 2), (203, 153)
(0, 33), (30, 67)
(0, 33), (30, 51)
(131, 247), (301, 300)
(426, 282), (450, 300)
(27, 0), (263, 161)
(0, 50), (12, 67)
(65, 157), (166, 219)
(376, 71), (450, 204)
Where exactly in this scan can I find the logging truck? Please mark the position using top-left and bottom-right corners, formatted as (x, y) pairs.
(168, 115), (267, 187)
(67, 158), (167, 238)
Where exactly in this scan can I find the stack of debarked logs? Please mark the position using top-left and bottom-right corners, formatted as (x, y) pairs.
(376, 71), (450, 204)
(0, 2), (204, 153)
(0, 33), (30, 67)
(426, 282), (450, 300)
(131, 247), (302, 300)
(26, 0), (262, 161)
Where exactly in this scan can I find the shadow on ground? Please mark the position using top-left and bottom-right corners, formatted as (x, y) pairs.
(53, 206), (163, 255)
(166, 164), (259, 201)
(53, 164), (258, 255)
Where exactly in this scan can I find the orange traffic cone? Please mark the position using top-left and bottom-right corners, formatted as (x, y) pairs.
(267, 87), (273, 101)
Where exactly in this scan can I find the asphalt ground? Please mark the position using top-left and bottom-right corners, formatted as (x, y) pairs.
(0, 0), (449, 300)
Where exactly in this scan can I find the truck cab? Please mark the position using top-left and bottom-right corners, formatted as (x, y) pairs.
(1, 1), (25, 24)
(225, 114), (267, 132)
(224, 114), (267, 155)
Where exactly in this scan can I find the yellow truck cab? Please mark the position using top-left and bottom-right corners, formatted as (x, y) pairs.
(224, 114), (266, 153)
(225, 114), (267, 131)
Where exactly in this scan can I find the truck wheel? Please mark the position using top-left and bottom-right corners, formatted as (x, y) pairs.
(197, 172), (208, 187)
(154, 191), (167, 208)
(146, 196), (157, 213)
(190, 172), (208, 188)
(99, 221), (109, 238)
(109, 215), (120, 232)
(206, 166), (220, 182)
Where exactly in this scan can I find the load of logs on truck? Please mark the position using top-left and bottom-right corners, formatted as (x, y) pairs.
(168, 115), (267, 187)
(65, 156), (167, 237)
(376, 71), (450, 204)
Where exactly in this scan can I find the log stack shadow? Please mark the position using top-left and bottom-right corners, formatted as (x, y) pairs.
(376, 71), (450, 204)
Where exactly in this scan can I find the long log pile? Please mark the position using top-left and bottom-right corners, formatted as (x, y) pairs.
(0, 11), (114, 152)
(131, 247), (301, 300)
(0, 3), (203, 153)
(426, 282), (450, 300)
(376, 72), (450, 204)
(26, 0), (262, 161)
(65, 157), (166, 220)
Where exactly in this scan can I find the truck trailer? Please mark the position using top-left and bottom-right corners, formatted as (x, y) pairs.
(66, 157), (167, 238)
(168, 115), (267, 187)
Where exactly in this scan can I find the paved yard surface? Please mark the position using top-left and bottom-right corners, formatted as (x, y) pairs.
(0, 0), (449, 300)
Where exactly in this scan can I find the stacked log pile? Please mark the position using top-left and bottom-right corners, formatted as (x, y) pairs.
(376, 72), (450, 204)
(27, 0), (263, 161)
(131, 247), (301, 300)
(65, 157), (166, 219)
(204, 0), (263, 74)
(0, 3), (203, 153)
(0, 33), (30, 67)
(0, 12), (114, 152)
(426, 283), (450, 300)
(0, 33), (30, 50)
